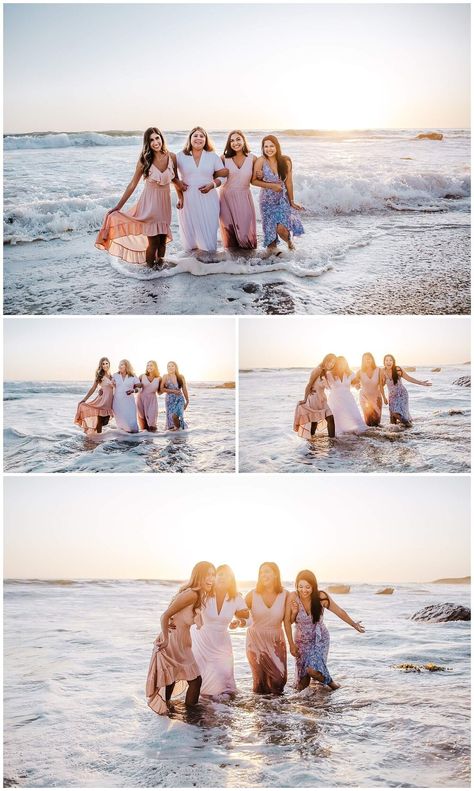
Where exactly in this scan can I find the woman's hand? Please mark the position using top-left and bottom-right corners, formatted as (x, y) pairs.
(269, 183), (283, 193)
(155, 634), (168, 651)
(199, 182), (215, 194)
(353, 621), (365, 633)
(184, 401), (189, 410)
(289, 642), (298, 658)
(106, 206), (121, 217)
(421, 381), (432, 387)
(176, 196), (184, 210)
(228, 618), (240, 630)
(175, 179), (188, 192)
(290, 599), (299, 617)
(298, 399), (306, 406)
(126, 389), (135, 396)
(291, 201), (304, 210)
(383, 397), (388, 405)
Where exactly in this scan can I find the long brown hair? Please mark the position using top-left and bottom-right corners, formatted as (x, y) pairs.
(94, 357), (111, 384)
(223, 129), (250, 158)
(317, 353), (336, 380)
(361, 352), (377, 374)
(178, 561), (216, 612)
(183, 126), (214, 154)
(256, 562), (283, 595)
(142, 360), (160, 380)
(261, 135), (289, 180)
(384, 354), (401, 384)
(166, 361), (184, 388)
(215, 564), (238, 600)
(295, 569), (329, 624)
(139, 127), (168, 179)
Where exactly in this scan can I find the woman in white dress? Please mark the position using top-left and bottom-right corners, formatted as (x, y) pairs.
(112, 359), (140, 433)
(191, 565), (248, 698)
(352, 352), (386, 427)
(176, 127), (229, 259)
(326, 356), (367, 436)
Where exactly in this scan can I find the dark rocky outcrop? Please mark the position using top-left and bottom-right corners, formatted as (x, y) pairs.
(410, 603), (470, 622)
(431, 367), (441, 372)
(376, 587), (394, 595)
(453, 376), (470, 387)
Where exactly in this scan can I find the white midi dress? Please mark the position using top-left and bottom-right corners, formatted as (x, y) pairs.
(326, 372), (367, 436)
(112, 373), (140, 432)
(176, 150), (223, 252)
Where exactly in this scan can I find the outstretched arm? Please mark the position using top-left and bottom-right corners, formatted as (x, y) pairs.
(401, 370), (432, 387)
(107, 161), (143, 214)
(325, 594), (365, 632)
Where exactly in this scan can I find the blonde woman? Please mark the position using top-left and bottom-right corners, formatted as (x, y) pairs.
(160, 361), (189, 430)
(352, 352), (385, 427)
(74, 357), (114, 435)
(146, 561), (216, 715)
(137, 360), (161, 432)
(112, 359), (140, 433)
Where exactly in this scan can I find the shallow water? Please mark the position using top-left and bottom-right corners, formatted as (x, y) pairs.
(3, 381), (235, 473)
(3, 129), (470, 315)
(239, 366), (471, 473)
(3, 579), (470, 788)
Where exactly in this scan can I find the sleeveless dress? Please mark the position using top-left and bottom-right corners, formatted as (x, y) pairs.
(294, 598), (332, 687)
(95, 159), (175, 264)
(112, 373), (140, 432)
(385, 372), (412, 423)
(191, 593), (247, 697)
(176, 150), (223, 252)
(246, 590), (287, 694)
(359, 368), (383, 426)
(74, 376), (114, 433)
(293, 375), (332, 438)
(164, 378), (188, 430)
(146, 600), (202, 715)
(137, 375), (160, 431)
(259, 160), (304, 247)
(326, 372), (367, 436)
(219, 155), (257, 249)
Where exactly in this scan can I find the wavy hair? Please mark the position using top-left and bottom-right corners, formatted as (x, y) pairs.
(261, 135), (289, 180)
(143, 360), (160, 380)
(183, 126), (214, 154)
(295, 569), (329, 624)
(119, 359), (135, 377)
(166, 361), (184, 388)
(256, 562), (283, 595)
(223, 129), (250, 159)
(94, 357), (111, 384)
(139, 127), (168, 179)
(361, 352), (377, 374)
(178, 561), (216, 612)
(384, 354), (401, 384)
(215, 564), (238, 600)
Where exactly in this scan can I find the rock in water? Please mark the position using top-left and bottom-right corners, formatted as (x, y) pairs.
(453, 376), (470, 387)
(411, 603), (471, 622)
(431, 367), (441, 372)
(416, 132), (444, 140)
(376, 587), (394, 594)
(328, 584), (350, 594)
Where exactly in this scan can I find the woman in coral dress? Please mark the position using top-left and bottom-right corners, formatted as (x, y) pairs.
(293, 353), (337, 439)
(74, 357), (115, 435)
(245, 562), (288, 695)
(137, 360), (161, 432)
(176, 127), (229, 258)
(382, 354), (432, 427)
(191, 564), (249, 698)
(160, 361), (189, 431)
(326, 357), (367, 436)
(146, 561), (216, 715)
(352, 353), (385, 427)
(95, 127), (183, 268)
(112, 360), (140, 433)
(219, 130), (257, 250)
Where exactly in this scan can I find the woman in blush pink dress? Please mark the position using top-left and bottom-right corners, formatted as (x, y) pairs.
(352, 352), (386, 427)
(96, 127), (183, 269)
(245, 562), (288, 695)
(146, 561), (216, 715)
(137, 360), (161, 432)
(191, 564), (249, 698)
(219, 130), (257, 250)
(293, 353), (337, 439)
(74, 357), (115, 435)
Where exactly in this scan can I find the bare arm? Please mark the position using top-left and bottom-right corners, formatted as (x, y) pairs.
(401, 369), (432, 387)
(108, 161), (143, 213)
(284, 593), (298, 655)
(244, 591), (253, 610)
(79, 380), (98, 403)
(157, 589), (198, 648)
(300, 366), (321, 404)
(325, 594), (365, 632)
(181, 378), (189, 408)
(251, 157), (282, 191)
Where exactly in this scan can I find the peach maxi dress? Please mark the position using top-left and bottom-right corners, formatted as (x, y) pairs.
(293, 376), (332, 439)
(146, 601), (202, 715)
(74, 376), (114, 433)
(95, 158), (174, 264)
(137, 375), (161, 431)
(246, 591), (287, 694)
(219, 156), (257, 249)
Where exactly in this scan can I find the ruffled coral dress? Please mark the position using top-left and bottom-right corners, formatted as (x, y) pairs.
(74, 376), (114, 434)
(293, 375), (332, 438)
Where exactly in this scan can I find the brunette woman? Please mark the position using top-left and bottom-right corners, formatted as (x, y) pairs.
(160, 361), (189, 431)
(293, 353), (337, 439)
(245, 562), (288, 695)
(252, 134), (304, 255)
(352, 352), (385, 427)
(74, 357), (114, 435)
(137, 360), (161, 432)
(219, 130), (257, 250)
(382, 354), (432, 427)
(146, 561), (216, 715)
(96, 127), (182, 268)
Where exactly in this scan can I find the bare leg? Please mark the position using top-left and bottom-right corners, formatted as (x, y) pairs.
(297, 674), (311, 691)
(185, 676), (202, 706)
(263, 240), (281, 258)
(307, 667), (325, 683)
(172, 413), (181, 430)
(156, 235), (167, 268)
(310, 421), (317, 437)
(146, 235), (160, 267)
(326, 415), (336, 438)
(165, 682), (176, 701)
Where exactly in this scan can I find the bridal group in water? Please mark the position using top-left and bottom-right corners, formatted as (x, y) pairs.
(146, 561), (364, 716)
(293, 353), (432, 440)
(74, 357), (189, 435)
(96, 127), (304, 268)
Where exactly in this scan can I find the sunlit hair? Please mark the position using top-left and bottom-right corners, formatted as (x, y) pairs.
(361, 352), (377, 374)
(95, 357), (111, 384)
(139, 127), (168, 179)
(295, 569), (329, 625)
(166, 360), (184, 388)
(333, 355), (351, 380)
(317, 353), (337, 380)
(215, 564), (238, 600)
(384, 353), (400, 384)
(256, 562), (283, 595)
(261, 134), (289, 180)
(119, 359), (135, 377)
(178, 561), (216, 611)
(223, 129), (250, 159)
(143, 360), (160, 380)
(183, 126), (215, 154)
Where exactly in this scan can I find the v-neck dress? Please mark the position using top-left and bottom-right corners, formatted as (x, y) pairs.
(359, 367), (383, 426)
(246, 590), (287, 694)
(259, 160), (304, 247)
(137, 375), (160, 431)
(112, 373), (140, 432)
(96, 159), (175, 264)
(191, 593), (247, 696)
(219, 155), (257, 249)
(74, 376), (114, 433)
(176, 150), (223, 252)
(293, 597), (332, 687)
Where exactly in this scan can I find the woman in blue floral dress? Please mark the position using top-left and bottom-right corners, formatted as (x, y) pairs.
(284, 570), (365, 691)
(383, 354), (432, 427)
(160, 361), (189, 431)
(252, 135), (304, 255)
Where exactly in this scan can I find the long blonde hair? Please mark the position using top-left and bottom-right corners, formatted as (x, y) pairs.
(119, 359), (135, 376)
(178, 561), (216, 612)
(166, 361), (184, 388)
(143, 360), (160, 380)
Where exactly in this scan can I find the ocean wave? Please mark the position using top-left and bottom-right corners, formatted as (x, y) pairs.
(4, 131), (144, 150)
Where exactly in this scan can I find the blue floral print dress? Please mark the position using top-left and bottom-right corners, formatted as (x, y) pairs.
(165, 380), (188, 430)
(294, 597), (332, 686)
(259, 161), (304, 247)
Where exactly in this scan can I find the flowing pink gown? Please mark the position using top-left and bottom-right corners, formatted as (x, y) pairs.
(137, 375), (160, 431)
(293, 375), (332, 438)
(74, 377), (114, 433)
(95, 158), (174, 264)
(246, 590), (287, 694)
(219, 155), (257, 249)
